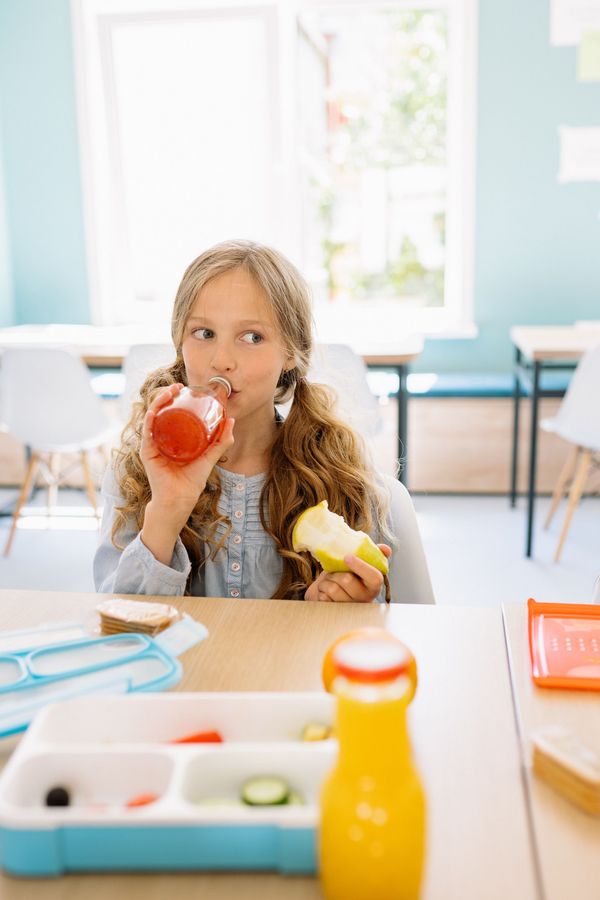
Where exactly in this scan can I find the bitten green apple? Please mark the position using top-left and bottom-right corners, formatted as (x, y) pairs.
(292, 500), (389, 574)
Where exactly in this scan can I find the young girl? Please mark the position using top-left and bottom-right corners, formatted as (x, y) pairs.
(94, 240), (434, 604)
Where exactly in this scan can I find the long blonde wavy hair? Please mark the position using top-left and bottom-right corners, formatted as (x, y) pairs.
(113, 239), (389, 598)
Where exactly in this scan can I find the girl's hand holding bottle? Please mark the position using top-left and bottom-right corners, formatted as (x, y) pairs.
(305, 544), (392, 603)
(140, 384), (235, 565)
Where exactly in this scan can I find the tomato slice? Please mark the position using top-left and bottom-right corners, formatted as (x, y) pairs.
(171, 729), (224, 744)
(125, 792), (159, 808)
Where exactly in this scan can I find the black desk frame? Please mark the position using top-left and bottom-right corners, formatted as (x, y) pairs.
(510, 348), (572, 558)
(0, 363), (412, 520)
(366, 363), (409, 485)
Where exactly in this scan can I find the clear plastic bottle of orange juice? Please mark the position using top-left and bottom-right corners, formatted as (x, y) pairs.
(319, 636), (426, 900)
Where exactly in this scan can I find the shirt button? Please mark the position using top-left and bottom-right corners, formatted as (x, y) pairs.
(230, 588), (240, 598)
(233, 534), (242, 544)
(231, 562), (241, 572)
(235, 482), (244, 492)
(234, 510), (243, 519)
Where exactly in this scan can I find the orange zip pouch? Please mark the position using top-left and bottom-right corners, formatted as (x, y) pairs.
(528, 598), (600, 691)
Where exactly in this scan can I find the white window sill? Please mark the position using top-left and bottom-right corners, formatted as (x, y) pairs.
(313, 300), (478, 346)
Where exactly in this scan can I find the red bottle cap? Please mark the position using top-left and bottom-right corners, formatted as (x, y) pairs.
(332, 637), (412, 683)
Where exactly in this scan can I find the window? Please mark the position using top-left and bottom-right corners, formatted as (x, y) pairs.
(74, 0), (477, 337)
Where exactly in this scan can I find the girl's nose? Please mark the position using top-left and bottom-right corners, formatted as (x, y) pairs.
(209, 342), (236, 373)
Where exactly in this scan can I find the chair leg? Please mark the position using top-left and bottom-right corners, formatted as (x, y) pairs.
(47, 452), (60, 516)
(544, 445), (579, 529)
(80, 451), (100, 519)
(3, 452), (40, 556)
(554, 448), (591, 563)
(100, 443), (112, 466)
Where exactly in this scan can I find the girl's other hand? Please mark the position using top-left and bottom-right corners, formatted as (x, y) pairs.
(140, 384), (235, 527)
(304, 544), (392, 603)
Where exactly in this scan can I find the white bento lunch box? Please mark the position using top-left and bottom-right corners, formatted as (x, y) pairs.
(0, 692), (335, 877)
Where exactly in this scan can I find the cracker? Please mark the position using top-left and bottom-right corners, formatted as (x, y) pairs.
(96, 598), (180, 636)
(532, 726), (600, 816)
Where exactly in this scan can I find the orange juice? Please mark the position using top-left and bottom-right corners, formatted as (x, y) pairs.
(152, 376), (231, 462)
(319, 638), (426, 900)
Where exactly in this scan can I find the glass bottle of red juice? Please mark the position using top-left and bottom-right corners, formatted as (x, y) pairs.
(151, 376), (232, 463)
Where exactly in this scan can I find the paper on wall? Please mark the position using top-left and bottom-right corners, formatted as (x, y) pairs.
(577, 29), (600, 79)
(551, 0), (600, 46)
(558, 126), (600, 182)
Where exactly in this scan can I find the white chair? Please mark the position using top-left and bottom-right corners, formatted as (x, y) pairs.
(120, 342), (175, 423)
(309, 343), (383, 436)
(277, 343), (383, 438)
(1, 347), (120, 555)
(382, 474), (435, 604)
(542, 344), (600, 562)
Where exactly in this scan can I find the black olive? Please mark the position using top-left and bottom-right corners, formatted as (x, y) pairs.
(45, 786), (70, 807)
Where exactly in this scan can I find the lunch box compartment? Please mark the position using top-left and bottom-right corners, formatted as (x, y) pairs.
(27, 692), (335, 745)
(181, 744), (334, 810)
(0, 750), (175, 811)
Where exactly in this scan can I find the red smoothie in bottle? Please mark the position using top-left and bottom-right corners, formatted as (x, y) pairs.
(151, 376), (232, 462)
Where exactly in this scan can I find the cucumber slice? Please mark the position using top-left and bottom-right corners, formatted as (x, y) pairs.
(241, 776), (290, 806)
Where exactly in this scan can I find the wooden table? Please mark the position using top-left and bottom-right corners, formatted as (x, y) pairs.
(0, 324), (167, 369)
(502, 603), (600, 900)
(509, 325), (600, 558)
(0, 591), (537, 899)
(0, 324), (424, 485)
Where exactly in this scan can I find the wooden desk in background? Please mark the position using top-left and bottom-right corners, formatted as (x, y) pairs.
(0, 325), (423, 484)
(509, 325), (600, 558)
(503, 603), (600, 900)
(0, 591), (538, 900)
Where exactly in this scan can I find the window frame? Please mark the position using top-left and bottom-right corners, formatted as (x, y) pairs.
(72, 0), (478, 337)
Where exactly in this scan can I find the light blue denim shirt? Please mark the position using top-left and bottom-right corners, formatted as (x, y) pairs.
(93, 465), (435, 604)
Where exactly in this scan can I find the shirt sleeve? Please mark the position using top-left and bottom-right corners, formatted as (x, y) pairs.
(377, 475), (435, 605)
(93, 465), (191, 596)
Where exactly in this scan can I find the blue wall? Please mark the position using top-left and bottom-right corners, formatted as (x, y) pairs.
(422, 0), (600, 372)
(0, 0), (90, 325)
(0, 92), (14, 325)
(0, 0), (599, 369)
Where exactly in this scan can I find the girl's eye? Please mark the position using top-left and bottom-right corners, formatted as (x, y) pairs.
(192, 328), (214, 340)
(241, 332), (263, 345)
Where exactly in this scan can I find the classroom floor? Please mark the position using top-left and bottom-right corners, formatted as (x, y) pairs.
(1, 487), (597, 607)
